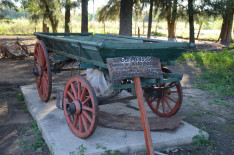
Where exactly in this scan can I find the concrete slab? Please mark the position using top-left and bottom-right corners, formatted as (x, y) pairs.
(20, 84), (208, 155)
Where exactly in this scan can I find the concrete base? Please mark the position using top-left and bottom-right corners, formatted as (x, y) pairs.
(20, 84), (208, 155)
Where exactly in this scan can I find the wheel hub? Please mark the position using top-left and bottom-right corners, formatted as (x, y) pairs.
(33, 66), (43, 77)
(66, 100), (82, 115)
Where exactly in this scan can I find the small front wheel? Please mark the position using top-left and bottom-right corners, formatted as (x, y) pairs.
(63, 76), (99, 138)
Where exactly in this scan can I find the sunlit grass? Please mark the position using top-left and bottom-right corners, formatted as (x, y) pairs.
(178, 49), (234, 96)
(0, 18), (223, 41)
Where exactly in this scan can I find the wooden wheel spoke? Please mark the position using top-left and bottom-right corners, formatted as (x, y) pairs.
(71, 83), (78, 99)
(43, 65), (47, 71)
(79, 115), (83, 132)
(165, 98), (172, 110)
(67, 91), (75, 101)
(80, 87), (87, 101)
(83, 111), (93, 123)
(168, 82), (174, 87)
(81, 115), (88, 131)
(83, 106), (93, 112)
(77, 82), (81, 99)
(156, 98), (161, 110)
(73, 115), (79, 127)
(82, 96), (91, 105)
(165, 94), (177, 104)
(162, 99), (166, 114)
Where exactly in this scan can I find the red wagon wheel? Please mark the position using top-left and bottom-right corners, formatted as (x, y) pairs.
(33, 40), (52, 102)
(63, 76), (99, 139)
(146, 67), (183, 117)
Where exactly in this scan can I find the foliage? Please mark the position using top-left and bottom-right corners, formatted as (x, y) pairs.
(0, 0), (18, 19)
(22, 0), (62, 32)
(17, 92), (24, 101)
(151, 31), (166, 36)
(192, 130), (215, 148)
(77, 144), (86, 155)
(96, 0), (142, 23)
(178, 49), (234, 96)
(18, 120), (47, 154)
(96, 144), (120, 155)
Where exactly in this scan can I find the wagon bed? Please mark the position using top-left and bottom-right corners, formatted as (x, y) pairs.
(34, 33), (192, 68)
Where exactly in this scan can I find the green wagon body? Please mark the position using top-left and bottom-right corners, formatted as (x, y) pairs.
(34, 33), (191, 68)
(33, 33), (189, 135)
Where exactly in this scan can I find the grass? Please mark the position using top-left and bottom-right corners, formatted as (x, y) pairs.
(17, 93), (24, 101)
(178, 49), (234, 97)
(192, 129), (215, 148)
(96, 144), (120, 155)
(209, 98), (231, 107)
(0, 18), (223, 41)
(18, 121), (47, 154)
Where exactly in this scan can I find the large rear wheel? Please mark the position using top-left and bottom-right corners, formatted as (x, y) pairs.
(33, 40), (52, 102)
(145, 67), (183, 117)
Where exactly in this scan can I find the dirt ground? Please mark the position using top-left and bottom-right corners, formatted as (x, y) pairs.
(0, 35), (233, 155)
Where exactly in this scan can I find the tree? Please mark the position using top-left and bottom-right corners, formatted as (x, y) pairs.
(81, 0), (88, 33)
(157, 0), (180, 40)
(147, 0), (153, 38)
(0, 0), (17, 19)
(65, 0), (71, 33)
(97, 0), (141, 36)
(217, 0), (233, 44)
(22, 0), (61, 33)
(188, 0), (194, 43)
(119, 0), (133, 36)
(63, 0), (78, 33)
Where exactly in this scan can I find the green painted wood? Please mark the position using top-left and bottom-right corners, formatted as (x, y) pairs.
(34, 32), (191, 67)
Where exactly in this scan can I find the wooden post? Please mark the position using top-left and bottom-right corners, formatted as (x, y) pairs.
(43, 23), (47, 32)
(138, 27), (140, 38)
(134, 77), (155, 155)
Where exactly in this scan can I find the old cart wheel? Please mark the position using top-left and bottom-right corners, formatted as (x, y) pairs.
(33, 40), (52, 102)
(63, 76), (99, 138)
(146, 67), (183, 117)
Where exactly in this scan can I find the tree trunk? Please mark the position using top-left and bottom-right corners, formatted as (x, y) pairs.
(65, 0), (71, 33)
(43, 19), (47, 32)
(188, 0), (195, 43)
(166, 0), (177, 41)
(167, 21), (176, 40)
(81, 0), (88, 33)
(219, 15), (233, 44)
(143, 21), (144, 34)
(41, 0), (58, 33)
(218, 0), (233, 44)
(147, 0), (153, 38)
(197, 21), (202, 39)
(135, 21), (137, 35)
(119, 0), (133, 36)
